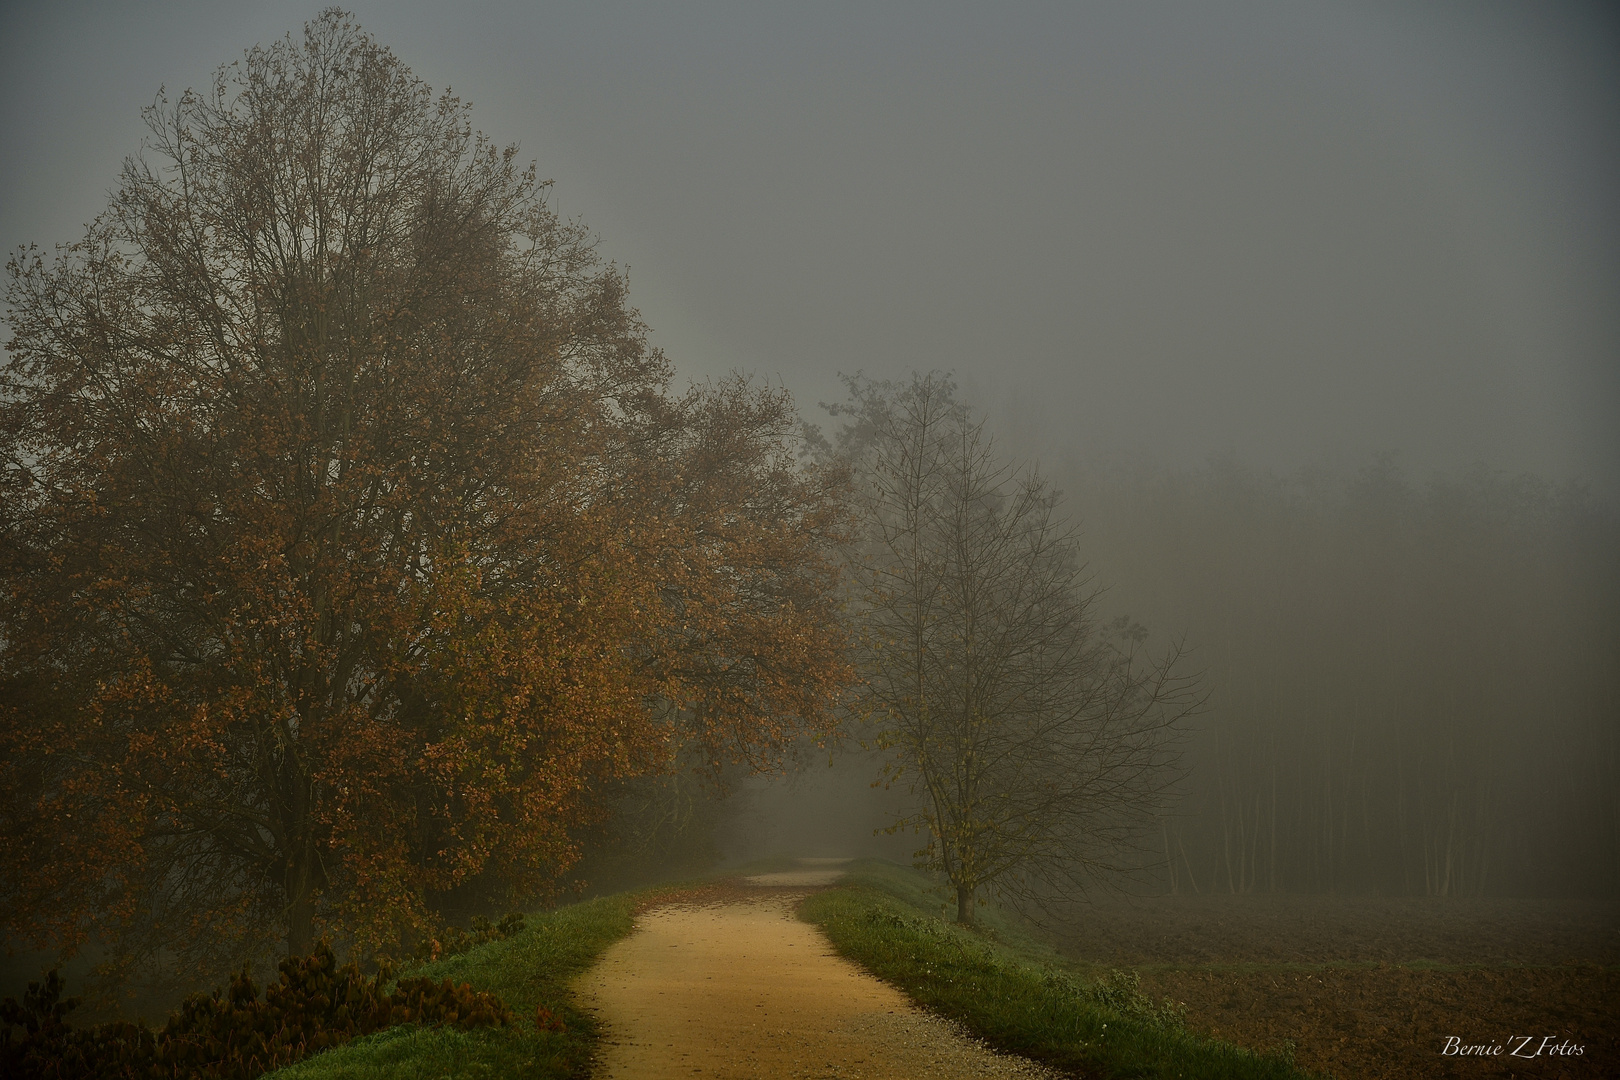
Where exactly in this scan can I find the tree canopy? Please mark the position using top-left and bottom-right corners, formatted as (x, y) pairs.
(0, 10), (850, 987)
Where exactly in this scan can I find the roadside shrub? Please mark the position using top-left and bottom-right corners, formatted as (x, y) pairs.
(431, 913), (526, 961)
(0, 943), (512, 1080)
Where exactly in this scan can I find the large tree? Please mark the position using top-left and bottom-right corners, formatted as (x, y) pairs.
(833, 374), (1196, 923)
(0, 10), (849, 986)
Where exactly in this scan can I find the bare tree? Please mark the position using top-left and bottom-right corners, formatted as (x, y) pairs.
(832, 374), (1198, 923)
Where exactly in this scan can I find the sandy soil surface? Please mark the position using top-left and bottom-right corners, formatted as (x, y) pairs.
(1056, 894), (1620, 1080)
(577, 880), (1061, 1080)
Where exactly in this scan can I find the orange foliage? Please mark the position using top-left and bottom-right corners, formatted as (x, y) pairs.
(0, 11), (849, 985)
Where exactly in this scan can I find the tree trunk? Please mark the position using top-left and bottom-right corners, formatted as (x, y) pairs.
(283, 768), (319, 956)
(287, 870), (315, 956)
(955, 883), (974, 925)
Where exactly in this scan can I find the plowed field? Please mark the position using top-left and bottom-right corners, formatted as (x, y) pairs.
(1054, 894), (1619, 1079)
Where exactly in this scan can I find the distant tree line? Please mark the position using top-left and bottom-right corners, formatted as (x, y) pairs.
(1059, 455), (1618, 897)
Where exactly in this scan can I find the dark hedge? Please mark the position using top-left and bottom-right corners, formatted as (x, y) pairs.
(1, 943), (513, 1080)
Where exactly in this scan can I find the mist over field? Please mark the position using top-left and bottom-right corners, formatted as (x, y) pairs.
(1, 6), (1616, 1075)
(727, 448), (1619, 898)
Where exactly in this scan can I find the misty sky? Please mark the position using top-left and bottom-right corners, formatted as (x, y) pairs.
(4, 1), (1617, 496)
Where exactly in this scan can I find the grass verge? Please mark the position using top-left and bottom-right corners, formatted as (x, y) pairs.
(263, 878), (715, 1080)
(800, 861), (1314, 1080)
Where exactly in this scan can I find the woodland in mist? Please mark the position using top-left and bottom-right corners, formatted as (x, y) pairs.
(2, 15), (1615, 1038)
(712, 445), (1618, 906)
(1057, 454), (1618, 899)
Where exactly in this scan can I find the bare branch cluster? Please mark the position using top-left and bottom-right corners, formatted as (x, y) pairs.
(833, 373), (1198, 923)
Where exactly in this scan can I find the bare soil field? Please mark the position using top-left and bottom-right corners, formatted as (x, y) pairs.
(1053, 894), (1620, 1079)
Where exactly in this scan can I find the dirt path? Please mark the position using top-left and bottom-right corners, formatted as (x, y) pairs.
(576, 863), (1060, 1079)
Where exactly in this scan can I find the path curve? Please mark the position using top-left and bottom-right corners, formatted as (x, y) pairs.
(576, 861), (1061, 1079)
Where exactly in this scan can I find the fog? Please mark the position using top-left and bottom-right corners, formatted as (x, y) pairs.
(5, 1), (1617, 497)
(3, 1), (1616, 900)
(710, 424), (1619, 900)
(1065, 455), (1617, 897)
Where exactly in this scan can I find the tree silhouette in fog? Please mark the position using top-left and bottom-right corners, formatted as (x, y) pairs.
(831, 373), (1197, 923)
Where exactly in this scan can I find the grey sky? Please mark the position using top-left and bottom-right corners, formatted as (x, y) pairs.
(4, 1), (1616, 495)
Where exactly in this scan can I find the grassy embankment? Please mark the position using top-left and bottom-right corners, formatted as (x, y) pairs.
(267, 856), (1314, 1080)
(801, 860), (1315, 1080)
(261, 873), (727, 1080)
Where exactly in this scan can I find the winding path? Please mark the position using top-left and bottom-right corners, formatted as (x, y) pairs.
(576, 860), (1060, 1079)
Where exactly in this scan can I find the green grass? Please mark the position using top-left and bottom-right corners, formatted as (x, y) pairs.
(264, 882), (686, 1080)
(261, 856), (812, 1079)
(800, 860), (1315, 1080)
(262, 857), (1319, 1079)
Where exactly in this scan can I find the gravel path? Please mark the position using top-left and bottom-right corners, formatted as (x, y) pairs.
(576, 871), (1063, 1079)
